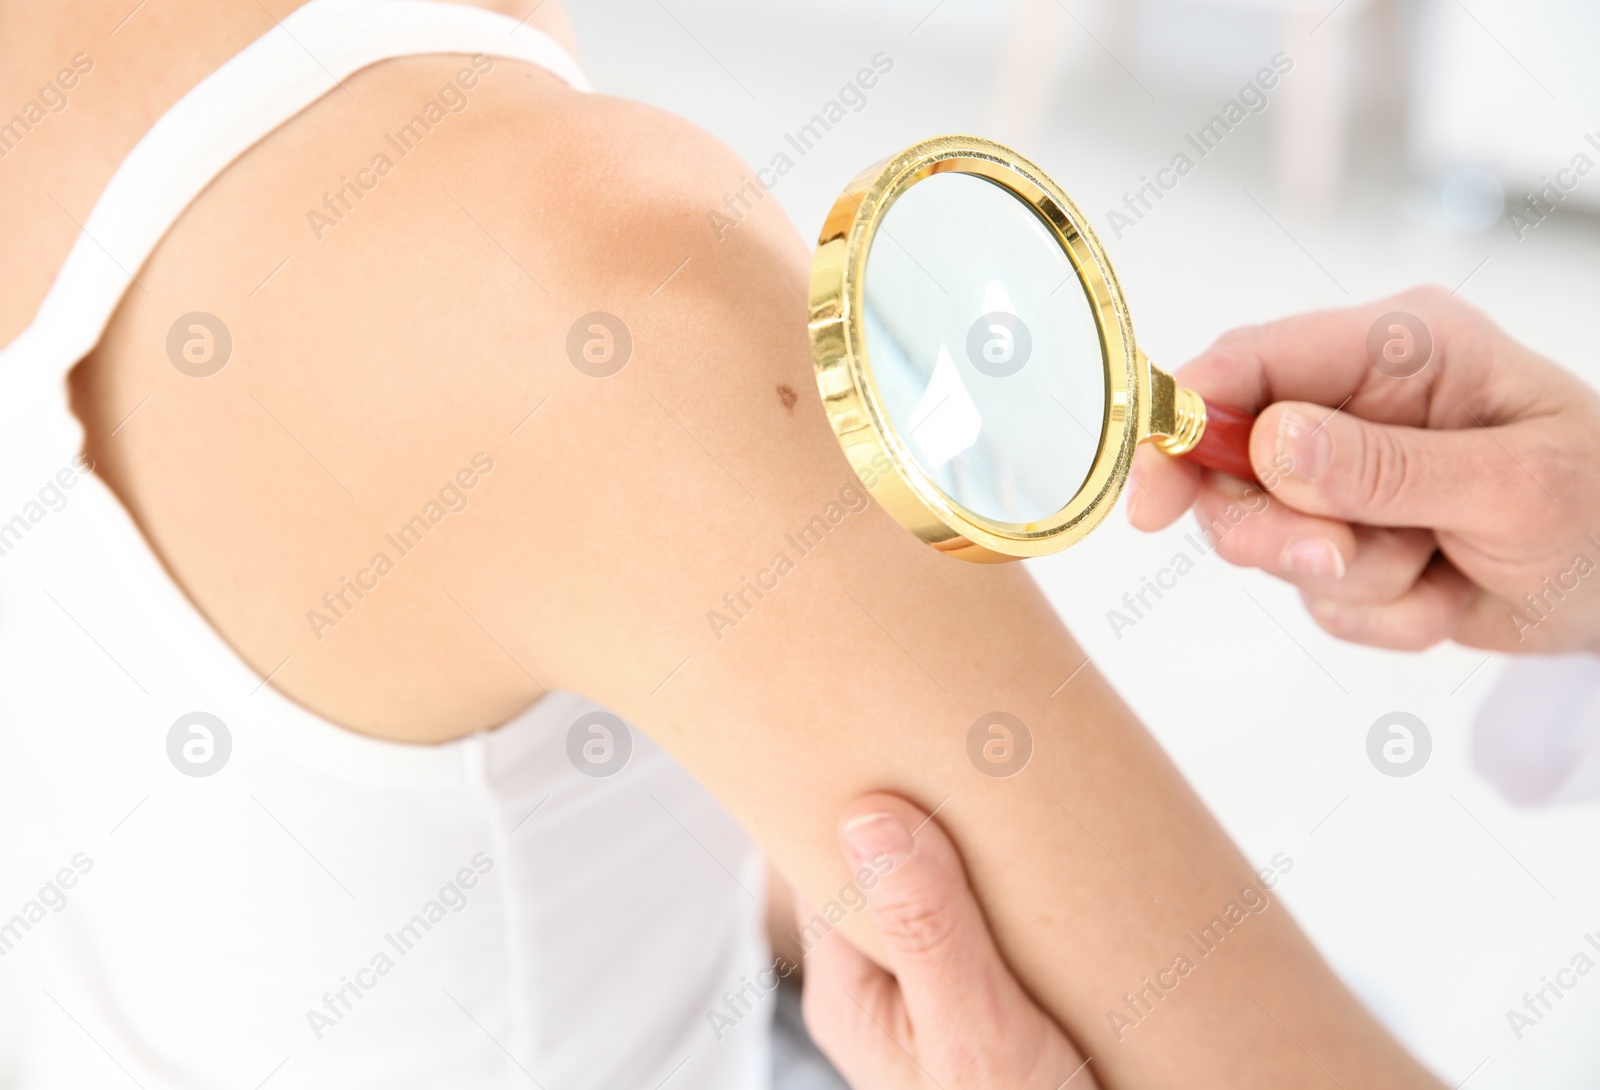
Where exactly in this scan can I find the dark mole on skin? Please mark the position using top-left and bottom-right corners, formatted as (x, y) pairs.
(776, 384), (798, 414)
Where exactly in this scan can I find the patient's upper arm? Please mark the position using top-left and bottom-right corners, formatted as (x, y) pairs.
(344, 92), (1158, 980)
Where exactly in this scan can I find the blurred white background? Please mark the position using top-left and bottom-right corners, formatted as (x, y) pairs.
(6, 0), (1600, 1085)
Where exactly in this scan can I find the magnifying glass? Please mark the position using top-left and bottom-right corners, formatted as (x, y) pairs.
(808, 135), (1258, 563)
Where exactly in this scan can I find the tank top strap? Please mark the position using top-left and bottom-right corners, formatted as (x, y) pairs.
(0, 0), (589, 431)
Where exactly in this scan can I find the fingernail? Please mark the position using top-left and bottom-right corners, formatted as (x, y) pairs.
(1309, 597), (1343, 622)
(1276, 410), (1332, 481)
(841, 812), (913, 870)
(1211, 471), (1252, 497)
(1280, 537), (1346, 578)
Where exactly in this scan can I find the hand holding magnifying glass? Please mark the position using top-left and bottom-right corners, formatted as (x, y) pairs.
(809, 136), (1258, 563)
(810, 141), (1600, 657)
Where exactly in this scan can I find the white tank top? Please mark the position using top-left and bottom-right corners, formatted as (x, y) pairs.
(0, 3), (772, 1087)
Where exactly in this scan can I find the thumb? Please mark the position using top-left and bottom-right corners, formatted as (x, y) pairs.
(838, 795), (1034, 1039)
(1253, 400), (1521, 530)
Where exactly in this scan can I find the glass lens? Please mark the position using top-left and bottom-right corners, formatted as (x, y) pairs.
(861, 171), (1106, 525)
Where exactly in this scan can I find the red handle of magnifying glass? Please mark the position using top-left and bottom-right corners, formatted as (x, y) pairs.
(1178, 398), (1260, 483)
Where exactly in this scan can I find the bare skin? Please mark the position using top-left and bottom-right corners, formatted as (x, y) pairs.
(5, 2), (1444, 1085)
(804, 794), (1097, 1089)
(1127, 288), (1600, 655)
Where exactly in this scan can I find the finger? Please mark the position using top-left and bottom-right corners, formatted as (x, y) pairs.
(1192, 473), (1354, 578)
(837, 794), (1042, 1048)
(1192, 476), (1438, 603)
(1251, 399), (1531, 531)
(1301, 555), (1479, 650)
(796, 892), (892, 1016)
(1453, 589), (1565, 654)
(1126, 442), (1201, 531)
(1172, 286), (1475, 417)
(1138, 289), (1462, 534)
(794, 893), (913, 1089)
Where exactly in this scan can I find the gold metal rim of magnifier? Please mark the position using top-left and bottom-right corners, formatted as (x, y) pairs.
(807, 134), (1189, 563)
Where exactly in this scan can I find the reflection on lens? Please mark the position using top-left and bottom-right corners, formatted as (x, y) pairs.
(862, 172), (1106, 525)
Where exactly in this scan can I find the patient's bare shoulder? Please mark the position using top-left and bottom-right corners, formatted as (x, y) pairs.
(76, 53), (835, 741)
